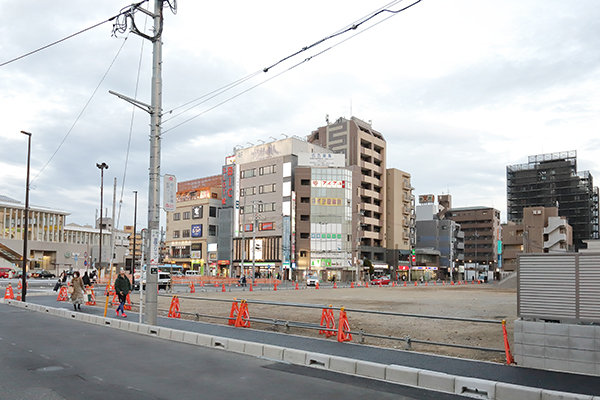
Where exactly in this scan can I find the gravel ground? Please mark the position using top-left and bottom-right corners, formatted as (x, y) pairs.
(136, 280), (518, 364)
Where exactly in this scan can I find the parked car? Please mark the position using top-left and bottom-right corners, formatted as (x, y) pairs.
(306, 275), (320, 286)
(30, 269), (56, 279)
(371, 275), (391, 285)
(0, 266), (16, 278)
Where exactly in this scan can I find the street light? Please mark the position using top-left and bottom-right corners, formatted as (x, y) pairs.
(96, 163), (108, 271)
(20, 131), (31, 302)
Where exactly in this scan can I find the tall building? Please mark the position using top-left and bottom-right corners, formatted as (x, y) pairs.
(507, 151), (599, 250)
(308, 116), (387, 266)
(164, 176), (222, 274)
(385, 168), (414, 270)
(441, 197), (501, 272)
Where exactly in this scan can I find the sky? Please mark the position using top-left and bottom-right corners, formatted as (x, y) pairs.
(1, 0), (600, 229)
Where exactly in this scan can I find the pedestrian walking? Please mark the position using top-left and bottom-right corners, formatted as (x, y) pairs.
(70, 271), (85, 311)
(82, 271), (91, 286)
(114, 269), (131, 318)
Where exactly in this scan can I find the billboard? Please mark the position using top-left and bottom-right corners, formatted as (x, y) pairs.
(221, 165), (235, 207)
(418, 194), (435, 204)
(298, 152), (345, 167)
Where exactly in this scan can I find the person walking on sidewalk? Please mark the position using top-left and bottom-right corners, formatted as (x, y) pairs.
(71, 271), (85, 311)
(114, 269), (131, 318)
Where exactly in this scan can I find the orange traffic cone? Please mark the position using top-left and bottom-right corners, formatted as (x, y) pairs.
(350, 282), (354, 288)
(190, 282), (196, 293)
(228, 299), (239, 326)
(4, 284), (14, 300)
(442, 280), (446, 285)
(222, 284), (226, 292)
(168, 296), (181, 318)
(451, 281), (455, 285)
(56, 286), (68, 301)
(274, 283), (278, 291)
(414, 281), (418, 286)
(234, 300), (250, 328)
(333, 282), (337, 289)
(502, 320), (515, 365)
(337, 307), (352, 342)
(295, 283), (299, 290)
(425, 281), (428, 286)
(315, 282), (319, 289)
(365, 282), (369, 288)
(249, 283), (253, 292)
(319, 306), (336, 338)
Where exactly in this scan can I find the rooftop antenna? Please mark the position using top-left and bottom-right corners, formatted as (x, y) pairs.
(281, 133), (288, 138)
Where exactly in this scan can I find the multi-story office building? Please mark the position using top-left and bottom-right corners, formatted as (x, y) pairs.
(507, 151), (599, 250)
(308, 116), (387, 266)
(164, 176), (222, 274)
(385, 168), (414, 270)
(441, 198), (501, 271)
(501, 206), (572, 271)
(231, 137), (330, 280)
(294, 158), (359, 281)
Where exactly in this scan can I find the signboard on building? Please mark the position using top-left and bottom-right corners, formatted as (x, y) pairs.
(298, 152), (344, 167)
(311, 180), (346, 188)
(418, 194), (435, 204)
(164, 174), (177, 212)
(282, 216), (291, 269)
(191, 224), (202, 238)
(191, 243), (202, 259)
(221, 165), (235, 207)
(311, 197), (342, 206)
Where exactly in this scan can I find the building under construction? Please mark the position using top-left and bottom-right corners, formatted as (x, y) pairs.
(506, 151), (599, 250)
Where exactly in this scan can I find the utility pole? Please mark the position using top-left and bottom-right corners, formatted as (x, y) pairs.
(109, 0), (172, 325)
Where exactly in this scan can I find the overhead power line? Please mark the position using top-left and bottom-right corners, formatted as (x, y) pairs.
(161, 0), (423, 134)
(0, 0), (148, 68)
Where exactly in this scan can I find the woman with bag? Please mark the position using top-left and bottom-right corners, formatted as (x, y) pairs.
(70, 271), (85, 311)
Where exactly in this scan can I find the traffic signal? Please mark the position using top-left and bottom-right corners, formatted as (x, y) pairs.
(411, 249), (416, 263)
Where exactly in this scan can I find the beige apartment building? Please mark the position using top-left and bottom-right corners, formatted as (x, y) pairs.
(308, 116), (387, 267)
(386, 168), (414, 257)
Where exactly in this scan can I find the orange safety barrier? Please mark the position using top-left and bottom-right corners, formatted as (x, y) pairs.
(4, 284), (14, 300)
(104, 284), (115, 296)
(502, 320), (515, 365)
(56, 286), (68, 301)
(200, 281), (205, 287)
(337, 307), (352, 342)
(319, 306), (336, 338)
(189, 282), (196, 293)
(234, 300), (250, 328)
(168, 296), (181, 318)
(228, 299), (239, 326)
(451, 281), (455, 285)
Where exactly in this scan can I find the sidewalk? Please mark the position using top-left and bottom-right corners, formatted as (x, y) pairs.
(7, 295), (600, 399)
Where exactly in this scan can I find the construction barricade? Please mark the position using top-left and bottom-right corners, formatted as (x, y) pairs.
(337, 307), (352, 342)
(56, 285), (68, 301)
(234, 300), (250, 328)
(168, 296), (181, 318)
(319, 306), (336, 338)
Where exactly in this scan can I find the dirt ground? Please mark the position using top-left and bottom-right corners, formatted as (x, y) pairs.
(132, 281), (518, 364)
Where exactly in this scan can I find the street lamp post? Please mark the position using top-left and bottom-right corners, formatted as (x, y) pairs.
(20, 131), (31, 302)
(96, 163), (108, 272)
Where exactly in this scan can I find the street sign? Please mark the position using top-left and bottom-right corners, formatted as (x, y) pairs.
(163, 174), (177, 212)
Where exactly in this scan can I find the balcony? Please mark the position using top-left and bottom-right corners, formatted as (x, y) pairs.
(360, 160), (382, 174)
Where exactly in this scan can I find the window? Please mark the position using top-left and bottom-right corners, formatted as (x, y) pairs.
(173, 230), (180, 238)
(300, 232), (309, 239)
(259, 183), (276, 194)
(182, 229), (190, 238)
(300, 197), (310, 203)
(183, 211), (191, 220)
(209, 206), (217, 217)
(241, 187), (256, 196)
(258, 202), (276, 212)
(259, 164), (276, 175)
(173, 213), (181, 221)
(301, 179), (310, 186)
(241, 168), (256, 179)
(300, 215), (310, 222)
(209, 225), (218, 236)
(300, 251), (307, 257)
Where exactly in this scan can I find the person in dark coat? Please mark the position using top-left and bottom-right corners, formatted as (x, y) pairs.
(114, 269), (131, 318)
(70, 271), (85, 311)
(82, 271), (91, 286)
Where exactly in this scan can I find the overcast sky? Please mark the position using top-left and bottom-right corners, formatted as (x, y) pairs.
(2, 0), (599, 229)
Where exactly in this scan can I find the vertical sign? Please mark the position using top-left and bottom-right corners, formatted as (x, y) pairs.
(164, 174), (177, 212)
(221, 164), (235, 207)
(282, 216), (290, 269)
(150, 229), (160, 265)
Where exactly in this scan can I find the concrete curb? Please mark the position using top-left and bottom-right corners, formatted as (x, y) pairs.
(4, 299), (598, 400)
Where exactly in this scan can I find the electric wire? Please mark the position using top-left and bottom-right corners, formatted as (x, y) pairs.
(161, 0), (404, 120)
(30, 37), (130, 185)
(161, 0), (422, 135)
(0, 1), (147, 68)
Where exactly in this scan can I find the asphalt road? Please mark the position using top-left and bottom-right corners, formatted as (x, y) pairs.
(0, 303), (463, 400)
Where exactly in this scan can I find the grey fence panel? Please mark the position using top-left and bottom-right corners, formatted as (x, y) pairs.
(518, 253), (600, 324)
(579, 254), (600, 322)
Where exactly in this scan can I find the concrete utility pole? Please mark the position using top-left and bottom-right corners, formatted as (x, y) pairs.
(110, 0), (168, 325)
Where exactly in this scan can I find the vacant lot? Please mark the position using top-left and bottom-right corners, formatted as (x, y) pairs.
(138, 281), (517, 363)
